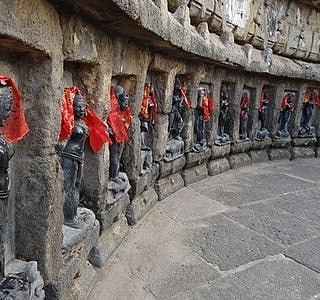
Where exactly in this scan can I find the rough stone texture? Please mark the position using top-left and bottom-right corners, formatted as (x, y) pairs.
(230, 140), (253, 154)
(126, 187), (159, 225)
(88, 158), (320, 300)
(2, 0), (320, 296)
(184, 148), (211, 168)
(97, 193), (130, 232)
(227, 152), (251, 169)
(155, 173), (185, 201)
(158, 156), (186, 178)
(93, 214), (129, 266)
(292, 146), (316, 159)
(45, 212), (99, 300)
(181, 164), (208, 186)
(128, 164), (160, 200)
(250, 149), (270, 163)
(211, 143), (231, 159)
(188, 257), (320, 299)
(4, 259), (45, 300)
(64, 261), (97, 300)
(207, 157), (230, 176)
(286, 237), (320, 273)
(268, 147), (291, 161)
(225, 202), (320, 246)
(252, 137), (272, 150)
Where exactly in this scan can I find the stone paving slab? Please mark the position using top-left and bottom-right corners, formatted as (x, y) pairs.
(156, 187), (231, 228)
(172, 256), (320, 300)
(286, 237), (320, 273)
(88, 159), (320, 300)
(269, 188), (320, 223)
(190, 180), (272, 206)
(187, 215), (284, 271)
(224, 201), (320, 246)
(270, 158), (320, 183)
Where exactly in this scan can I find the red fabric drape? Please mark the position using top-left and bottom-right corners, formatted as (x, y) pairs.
(139, 83), (158, 122)
(281, 93), (294, 110)
(0, 75), (29, 142)
(305, 89), (320, 107)
(258, 90), (266, 112)
(59, 86), (111, 152)
(107, 86), (132, 143)
(177, 80), (191, 108)
(202, 92), (214, 122)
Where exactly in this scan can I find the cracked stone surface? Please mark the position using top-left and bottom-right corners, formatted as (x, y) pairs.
(88, 158), (320, 299)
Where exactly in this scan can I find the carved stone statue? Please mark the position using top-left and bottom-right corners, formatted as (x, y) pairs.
(298, 90), (317, 138)
(56, 87), (110, 228)
(256, 89), (270, 141)
(107, 85), (132, 203)
(215, 88), (231, 145)
(0, 83), (14, 282)
(164, 79), (190, 161)
(0, 76), (45, 299)
(139, 83), (158, 171)
(275, 92), (295, 139)
(193, 87), (214, 152)
(239, 91), (250, 140)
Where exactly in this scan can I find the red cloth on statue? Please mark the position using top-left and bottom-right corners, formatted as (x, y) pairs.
(59, 86), (111, 152)
(202, 92), (214, 122)
(0, 75), (29, 142)
(107, 86), (132, 143)
(139, 83), (158, 122)
(281, 93), (294, 111)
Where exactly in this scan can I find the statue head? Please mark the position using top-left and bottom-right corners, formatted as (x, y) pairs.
(198, 87), (206, 98)
(0, 84), (13, 127)
(73, 93), (87, 119)
(115, 85), (129, 111)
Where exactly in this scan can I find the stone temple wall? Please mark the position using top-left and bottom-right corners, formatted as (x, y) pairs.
(0, 0), (319, 298)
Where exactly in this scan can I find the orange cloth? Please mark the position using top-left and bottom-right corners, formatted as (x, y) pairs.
(305, 89), (320, 107)
(281, 93), (294, 110)
(59, 86), (111, 152)
(258, 90), (266, 112)
(202, 92), (214, 122)
(139, 83), (158, 122)
(240, 92), (249, 119)
(0, 75), (29, 142)
(107, 86), (132, 143)
(178, 80), (191, 108)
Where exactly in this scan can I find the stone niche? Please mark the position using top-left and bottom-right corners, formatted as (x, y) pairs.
(126, 70), (163, 225)
(0, 37), (60, 299)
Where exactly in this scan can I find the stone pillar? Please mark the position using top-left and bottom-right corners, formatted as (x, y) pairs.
(14, 59), (64, 283)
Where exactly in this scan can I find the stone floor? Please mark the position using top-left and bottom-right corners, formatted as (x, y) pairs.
(89, 158), (320, 300)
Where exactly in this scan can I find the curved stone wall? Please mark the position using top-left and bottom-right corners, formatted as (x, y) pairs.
(0, 0), (319, 298)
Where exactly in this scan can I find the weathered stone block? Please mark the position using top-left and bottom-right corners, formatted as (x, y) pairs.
(211, 144), (231, 159)
(126, 187), (158, 225)
(155, 173), (185, 201)
(250, 149), (270, 164)
(182, 164), (208, 186)
(291, 147), (316, 160)
(228, 153), (251, 169)
(45, 209), (99, 300)
(97, 194), (130, 232)
(64, 261), (97, 300)
(272, 137), (291, 148)
(159, 156), (186, 178)
(268, 148), (290, 161)
(129, 164), (159, 199)
(207, 158), (230, 176)
(185, 148), (211, 168)
(292, 137), (316, 147)
(231, 140), (253, 154)
(92, 214), (129, 266)
(252, 137), (272, 150)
